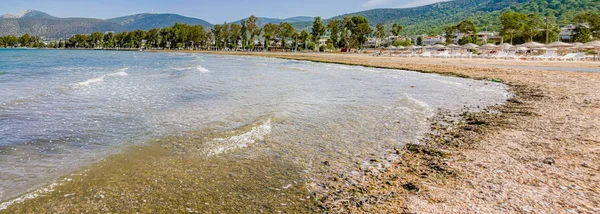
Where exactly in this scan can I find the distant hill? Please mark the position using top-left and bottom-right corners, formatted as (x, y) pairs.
(0, 10), (124, 38)
(326, 0), (600, 35)
(107, 13), (213, 31)
(232, 16), (314, 26)
(2, 0), (600, 38)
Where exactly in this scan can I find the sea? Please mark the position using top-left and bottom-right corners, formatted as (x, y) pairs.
(0, 49), (508, 209)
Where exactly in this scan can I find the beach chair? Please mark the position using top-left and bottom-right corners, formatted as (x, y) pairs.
(501, 51), (518, 60)
(420, 52), (432, 58)
(493, 52), (508, 59)
(573, 53), (586, 61)
(557, 53), (576, 61)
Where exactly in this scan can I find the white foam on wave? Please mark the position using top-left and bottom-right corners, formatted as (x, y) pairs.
(106, 68), (129, 77)
(401, 95), (436, 118)
(207, 119), (272, 156)
(72, 68), (128, 87)
(0, 176), (72, 210)
(74, 76), (105, 87)
(196, 65), (210, 73)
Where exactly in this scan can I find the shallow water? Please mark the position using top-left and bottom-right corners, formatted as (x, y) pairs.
(0, 49), (508, 207)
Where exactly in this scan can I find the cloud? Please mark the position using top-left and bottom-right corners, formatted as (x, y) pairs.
(363, 0), (391, 7)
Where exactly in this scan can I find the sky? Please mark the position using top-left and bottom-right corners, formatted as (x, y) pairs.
(0, 0), (447, 24)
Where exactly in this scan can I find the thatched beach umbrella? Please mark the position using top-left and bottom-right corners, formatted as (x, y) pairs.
(572, 42), (584, 47)
(584, 40), (600, 60)
(547, 41), (573, 48)
(432, 44), (446, 49)
(518, 42), (545, 49)
(447, 44), (460, 49)
(584, 40), (600, 48)
(462, 43), (479, 49)
(498, 43), (514, 50)
(515, 47), (529, 52)
(480, 43), (498, 49)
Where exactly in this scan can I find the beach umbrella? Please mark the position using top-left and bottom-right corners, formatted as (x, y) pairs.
(396, 46), (406, 49)
(405, 45), (418, 49)
(578, 45), (594, 49)
(547, 41), (573, 48)
(386, 45), (397, 50)
(584, 40), (600, 47)
(462, 43), (479, 49)
(479, 43), (498, 49)
(515, 47), (529, 51)
(572, 42), (584, 46)
(518, 42), (545, 48)
(498, 43), (514, 50)
(584, 40), (600, 60)
(447, 44), (460, 49)
(432, 44), (446, 49)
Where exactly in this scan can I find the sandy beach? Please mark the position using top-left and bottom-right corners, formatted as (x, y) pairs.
(197, 52), (600, 213)
(2, 51), (599, 213)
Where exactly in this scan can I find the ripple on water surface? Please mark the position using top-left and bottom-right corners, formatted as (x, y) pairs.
(0, 50), (508, 211)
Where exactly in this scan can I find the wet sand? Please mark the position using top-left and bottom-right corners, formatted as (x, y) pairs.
(195, 52), (600, 213)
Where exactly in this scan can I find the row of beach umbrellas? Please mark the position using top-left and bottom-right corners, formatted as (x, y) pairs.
(385, 40), (600, 51)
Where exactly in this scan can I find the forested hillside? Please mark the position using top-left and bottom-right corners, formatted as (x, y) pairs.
(107, 13), (213, 31)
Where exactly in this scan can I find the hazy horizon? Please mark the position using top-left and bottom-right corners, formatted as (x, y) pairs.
(0, 0), (447, 24)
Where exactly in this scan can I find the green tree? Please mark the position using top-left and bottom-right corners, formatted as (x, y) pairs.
(311, 17), (326, 51)
(417, 36), (423, 46)
(88, 32), (103, 48)
(391, 23), (403, 36)
(443, 25), (456, 45)
(523, 14), (542, 42)
(103, 32), (114, 48)
(376, 23), (385, 48)
(160, 27), (175, 49)
(348, 16), (373, 49)
(327, 20), (340, 48)
(278, 22), (295, 51)
(69, 34), (88, 48)
(145, 28), (160, 48)
(240, 21), (248, 49)
(229, 23), (242, 49)
(499, 12), (527, 44)
(574, 11), (600, 38)
(300, 30), (310, 50)
(571, 25), (593, 43)
(18, 34), (32, 47)
(246, 15), (261, 50)
(263, 23), (279, 50)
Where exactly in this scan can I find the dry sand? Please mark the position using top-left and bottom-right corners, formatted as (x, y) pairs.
(199, 52), (600, 213)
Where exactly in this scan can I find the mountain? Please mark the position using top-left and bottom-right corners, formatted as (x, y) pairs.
(1, 10), (56, 19)
(0, 10), (124, 38)
(326, 0), (600, 35)
(232, 16), (314, 26)
(107, 13), (213, 31)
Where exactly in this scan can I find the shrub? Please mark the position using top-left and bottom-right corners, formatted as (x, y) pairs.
(307, 42), (316, 51)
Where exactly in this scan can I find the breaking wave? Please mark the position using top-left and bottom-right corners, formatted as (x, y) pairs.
(72, 68), (128, 87)
(206, 119), (272, 156)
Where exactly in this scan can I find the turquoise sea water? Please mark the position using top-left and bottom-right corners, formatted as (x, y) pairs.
(0, 49), (508, 203)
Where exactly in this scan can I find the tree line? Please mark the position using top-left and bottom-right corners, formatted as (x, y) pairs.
(497, 11), (599, 44)
(1, 15), (379, 52)
(1, 11), (599, 49)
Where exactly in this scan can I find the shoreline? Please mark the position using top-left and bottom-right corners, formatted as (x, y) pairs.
(162, 51), (600, 212)
(2, 51), (599, 213)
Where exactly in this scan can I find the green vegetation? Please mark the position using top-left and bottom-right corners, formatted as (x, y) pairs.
(3, 5), (600, 50)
